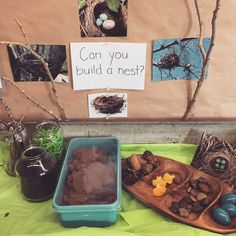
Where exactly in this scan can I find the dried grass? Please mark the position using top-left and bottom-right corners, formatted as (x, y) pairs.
(192, 133), (236, 187)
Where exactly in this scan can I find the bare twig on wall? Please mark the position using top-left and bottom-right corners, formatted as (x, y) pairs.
(0, 119), (9, 128)
(182, 0), (221, 120)
(0, 96), (27, 129)
(0, 95), (17, 125)
(194, 0), (206, 59)
(0, 40), (66, 120)
(1, 76), (61, 121)
(0, 19), (67, 120)
(15, 18), (29, 45)
(19, 105), (31, 124)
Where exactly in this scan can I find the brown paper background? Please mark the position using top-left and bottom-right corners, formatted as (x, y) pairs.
(0, 0), (235, 121)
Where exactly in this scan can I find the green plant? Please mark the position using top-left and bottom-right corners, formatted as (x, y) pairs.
(79, 0), (86, 10)
(107, 0), (120, 13)
(32, 123), (64, 159)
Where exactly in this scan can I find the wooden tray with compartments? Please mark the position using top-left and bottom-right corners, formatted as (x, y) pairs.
(122, 155), (236, 234)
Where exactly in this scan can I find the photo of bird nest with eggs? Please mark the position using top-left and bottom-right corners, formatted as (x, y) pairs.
(79, 0), (128, 37)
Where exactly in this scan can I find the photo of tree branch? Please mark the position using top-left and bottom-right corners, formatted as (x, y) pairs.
(7, 44), (68, 83)
(79, 0), (128, 37)
(152, 38), (210, 81)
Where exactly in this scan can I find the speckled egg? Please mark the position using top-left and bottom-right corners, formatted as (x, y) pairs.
(96, 18), (103, 27)
(212, 208), (231, 225)
(220, 193), (236, 205)
(102, 19), (116, 30)
(221, 203), (236, 217)
(99, 13), (108, 21)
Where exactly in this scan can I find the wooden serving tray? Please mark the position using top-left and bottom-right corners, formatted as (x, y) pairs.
(122, 155), (236, 234)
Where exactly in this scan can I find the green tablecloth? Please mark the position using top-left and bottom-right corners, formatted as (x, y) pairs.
(0, 144), (232, 236)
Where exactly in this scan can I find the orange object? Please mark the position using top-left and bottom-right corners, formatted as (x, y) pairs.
(153, 185), (167, 197)
(152, 176), (166, 187)
(163, 173), (175, 184)
(152, 173), (175, 197)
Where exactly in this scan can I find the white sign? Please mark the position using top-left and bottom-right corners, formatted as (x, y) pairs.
(88, 93), (128, 118)
(70, 42), (146, 90)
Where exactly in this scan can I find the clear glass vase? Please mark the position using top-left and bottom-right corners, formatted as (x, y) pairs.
(15, 146), (58, 202)
(32, 121), (64, 161)
(0, 124), (26, 176)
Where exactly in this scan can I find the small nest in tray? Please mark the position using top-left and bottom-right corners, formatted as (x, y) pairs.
(92, 95), (125, 114)
(191, 133), (236, 188)
(79, 0), (128, 37)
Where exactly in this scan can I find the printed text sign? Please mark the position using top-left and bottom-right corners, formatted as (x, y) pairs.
(70, 42), (146, 90)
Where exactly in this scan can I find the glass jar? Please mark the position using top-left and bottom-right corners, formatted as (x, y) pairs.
(0, 124), (26, 176)
(15, 146), (58, 202)
(32, 121), (64, 161)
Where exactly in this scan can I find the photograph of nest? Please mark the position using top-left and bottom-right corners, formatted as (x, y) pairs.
(152, 38), (210, 81)
(191, 133), (236, 188)
(79, 0), (128, 37)
(7, 44), (68, 83)
(88, 93), (127, 118)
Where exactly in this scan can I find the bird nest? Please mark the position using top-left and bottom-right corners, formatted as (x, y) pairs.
(191, 133), (236, 188)
(79, 0), (128, 37)
(92, 95), (125, 114)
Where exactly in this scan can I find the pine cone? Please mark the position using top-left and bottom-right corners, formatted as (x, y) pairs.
(142, 163), (153, 175)
(142, 150), (153, 158)
(122, 172), (139, 185)
(128, 154), (142, 171)
(145, 155), (159, 167)
(142, 151), (159, 167)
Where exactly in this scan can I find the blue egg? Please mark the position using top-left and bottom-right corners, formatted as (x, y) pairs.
(221, 159), (227, 164)
(212, 208), (231, 225)
(99, 13), (108, 21)
(221, 203), (236, 217)
(220, 193), (236, 205)
(96, 18), (103, 27)
(215, 163), (220, 168)
(220, 165), (226, 170)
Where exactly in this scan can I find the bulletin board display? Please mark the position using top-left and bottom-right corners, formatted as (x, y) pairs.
(0, 0), (235, 121)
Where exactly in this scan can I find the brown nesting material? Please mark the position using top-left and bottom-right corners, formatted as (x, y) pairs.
(191, 133), (236, 188)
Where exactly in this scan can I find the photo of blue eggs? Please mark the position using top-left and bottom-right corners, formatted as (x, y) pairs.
(152, 38), (211, 81)
(79, 0), (128, 37)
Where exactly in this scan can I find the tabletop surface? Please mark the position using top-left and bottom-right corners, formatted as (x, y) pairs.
(0, 144), (232, 236)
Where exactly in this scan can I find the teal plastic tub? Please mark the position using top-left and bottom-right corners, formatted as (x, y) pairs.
(53, 137), (121, 227)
